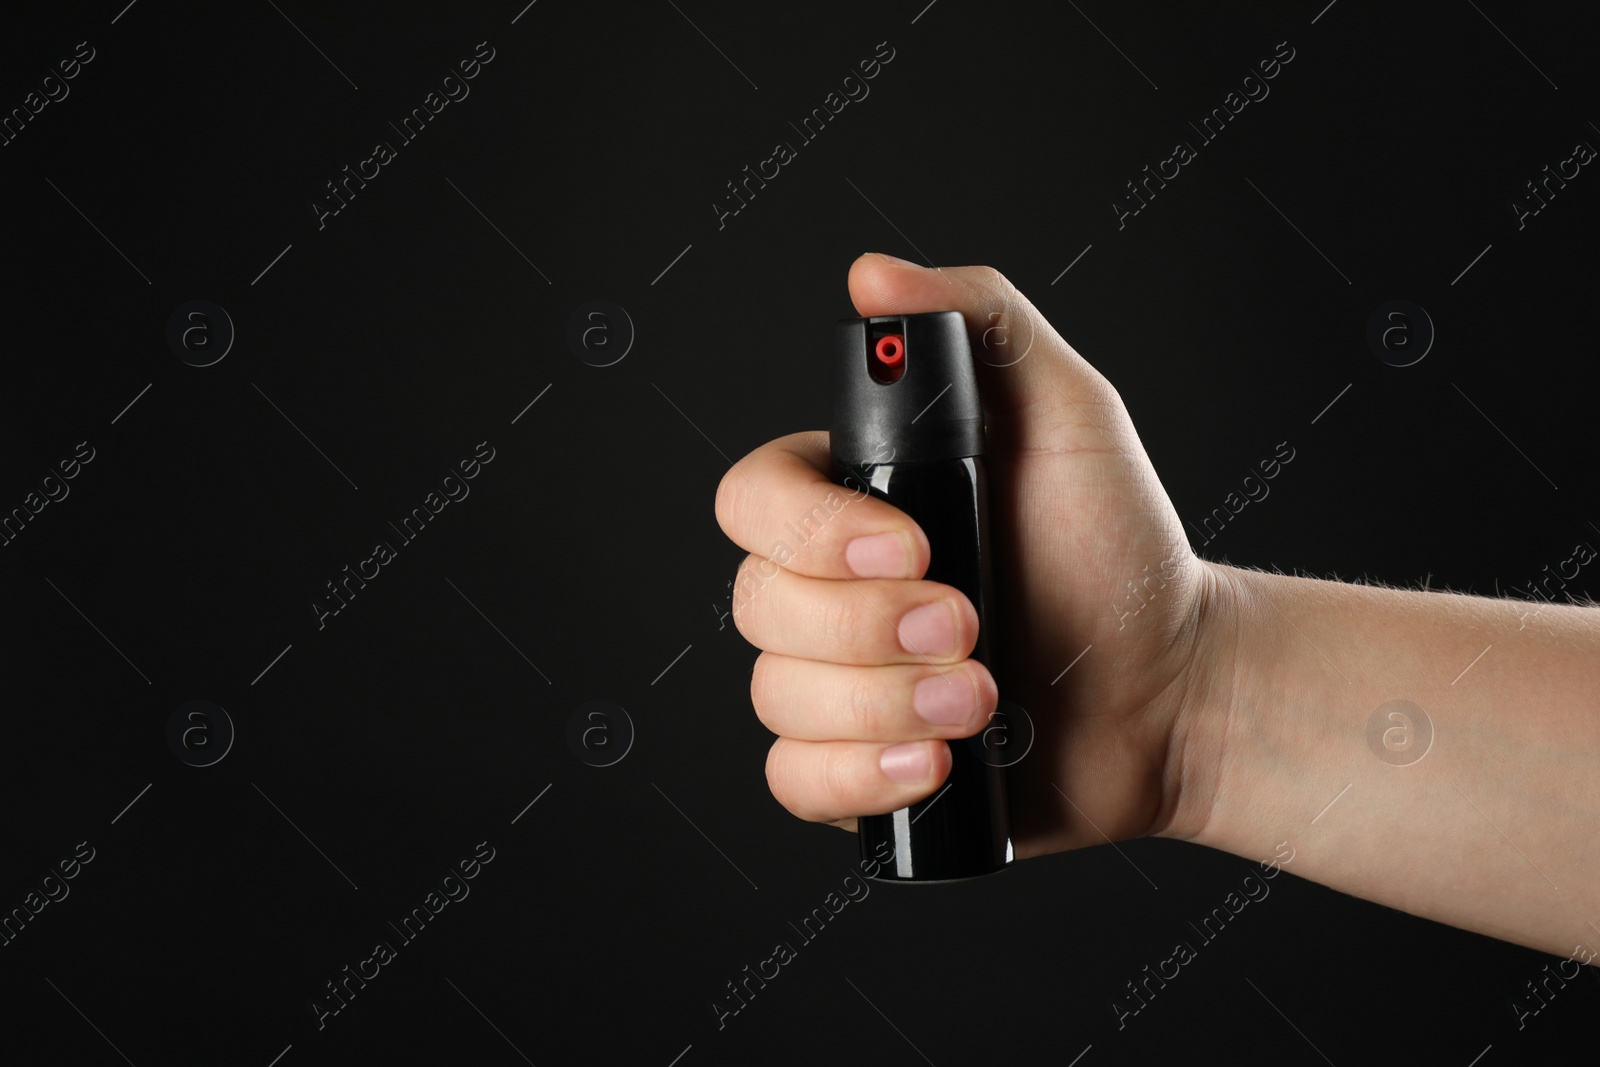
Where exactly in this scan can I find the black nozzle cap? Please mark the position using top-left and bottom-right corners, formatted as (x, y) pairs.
(830, 311), (983, 467)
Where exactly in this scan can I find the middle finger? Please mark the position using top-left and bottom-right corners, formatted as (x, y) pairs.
(731, 555), (978, 666)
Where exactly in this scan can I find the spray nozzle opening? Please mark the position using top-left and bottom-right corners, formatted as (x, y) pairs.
(874, 334), (905, 366)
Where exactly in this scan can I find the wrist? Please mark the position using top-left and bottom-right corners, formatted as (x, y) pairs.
(1154, 559), (1260, 848)
(1159, 563), (1352, 859)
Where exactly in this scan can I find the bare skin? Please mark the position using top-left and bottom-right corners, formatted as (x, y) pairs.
(715, 253), (1600, 961)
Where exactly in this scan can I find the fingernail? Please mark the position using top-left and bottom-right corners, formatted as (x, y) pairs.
(897, 601), (959, 658)
(912, 671), (977, 726)
(845, 532), (909, 578)
(869, 251), (919, 267)
(880, 741), (932, 782)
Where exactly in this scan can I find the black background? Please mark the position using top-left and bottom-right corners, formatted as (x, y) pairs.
(2, 1), (1597, 1064)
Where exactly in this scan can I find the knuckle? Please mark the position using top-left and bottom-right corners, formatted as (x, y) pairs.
(840, 667), (882, 740)
(729, 553), (774, 644)
(749, 653), (780, 731)
(764, 739), (809, 819)
(809, 586), (863, 653)
(1089, 376), (1126, 415)
(789, 497), (844, 557)
(713, 464), (750, 538)
(978, 263), (1009, 293)
(816, 743), (858, 814)
(981, 265), (1023, 317)
(763, 740), (791, 809)
(729, 557), (754, 638)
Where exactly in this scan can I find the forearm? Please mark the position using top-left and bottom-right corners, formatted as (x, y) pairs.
(1177, 562), (1600, 959)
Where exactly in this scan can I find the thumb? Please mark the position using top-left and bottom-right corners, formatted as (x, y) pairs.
(845, 253), (1130, 456)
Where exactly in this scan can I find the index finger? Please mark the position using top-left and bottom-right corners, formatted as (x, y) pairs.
(715, 430), (930, 581)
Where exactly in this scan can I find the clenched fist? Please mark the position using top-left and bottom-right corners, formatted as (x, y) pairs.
(715, 253), (1225, 859)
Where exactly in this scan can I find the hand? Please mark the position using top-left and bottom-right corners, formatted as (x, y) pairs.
(714, 253), (1228, 860)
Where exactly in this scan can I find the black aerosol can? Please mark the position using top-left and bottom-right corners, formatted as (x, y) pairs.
(830, 311), (1012, 881)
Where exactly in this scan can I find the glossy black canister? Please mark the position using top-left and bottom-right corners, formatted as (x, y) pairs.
(830, 310), (1012, 881)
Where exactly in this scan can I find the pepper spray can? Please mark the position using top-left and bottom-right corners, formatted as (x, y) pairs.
(830, 310), (1012, 881)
